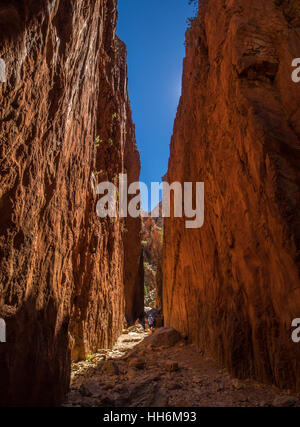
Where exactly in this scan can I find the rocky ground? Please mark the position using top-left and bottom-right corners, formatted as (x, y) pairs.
(64, 327), (300, 408)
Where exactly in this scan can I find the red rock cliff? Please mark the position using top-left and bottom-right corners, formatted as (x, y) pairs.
(163, 0), (300, 391)
(0, 0), (143, 406)
(141, 208), (163, 309)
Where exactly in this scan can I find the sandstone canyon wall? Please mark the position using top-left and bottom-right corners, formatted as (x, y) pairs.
(0, 0), (143, 406)
(142, 209), (163, 309)
(163, 0), (300, 391)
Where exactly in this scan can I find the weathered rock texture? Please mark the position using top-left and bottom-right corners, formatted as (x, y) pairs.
(0, 0), (142, 406)
(124, 137), (144, 325)
(141, 208), (163, 309)
(163, 0), (300, 391)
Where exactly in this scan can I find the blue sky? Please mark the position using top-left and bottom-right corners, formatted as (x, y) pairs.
(117, 0), (196, 210)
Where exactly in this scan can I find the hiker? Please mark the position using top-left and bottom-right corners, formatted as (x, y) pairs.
(148, 314), (154, 329)
(141, 314), (146, 329)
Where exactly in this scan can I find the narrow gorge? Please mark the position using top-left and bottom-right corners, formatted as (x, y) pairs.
(0, 0), (299, 408)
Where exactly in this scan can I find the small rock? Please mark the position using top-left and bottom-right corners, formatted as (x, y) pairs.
(103, 383), (114, 391)
(272, 396), (299, 407)
(127, 368), (138, 379)
(79, 383), (92, 397)
(79, 382), (102, 398)
(143, 328), (182, 348)
(129, 358), (145, 370)
(68, 390), (83, 403)
(232, 379), (243, 390)
(102, 360), (119, 376)
(166, 362), (179, 372)
(152, 388), (169, 407)
(259, 401), (272, 407)
(169, 382), (181, 390)
(114, 384), (125, 393)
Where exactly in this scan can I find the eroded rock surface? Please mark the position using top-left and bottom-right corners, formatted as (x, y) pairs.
(163, 0), (300, 391)
(141, 206), (163, 309)
(0, 0), (142, 406)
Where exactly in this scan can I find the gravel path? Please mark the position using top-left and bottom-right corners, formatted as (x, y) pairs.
(64, 327), (300, 408)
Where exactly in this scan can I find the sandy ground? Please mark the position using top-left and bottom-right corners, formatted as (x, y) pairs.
(64, 327), (300, 408)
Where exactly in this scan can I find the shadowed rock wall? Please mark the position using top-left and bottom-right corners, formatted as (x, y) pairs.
(0, 0), (142, 406)
(163, 0), (300, 392)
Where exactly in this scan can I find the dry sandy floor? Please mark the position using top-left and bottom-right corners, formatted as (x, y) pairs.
(64, 327), (300, 407)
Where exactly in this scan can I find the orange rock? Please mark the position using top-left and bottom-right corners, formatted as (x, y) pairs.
(165, 362), (179, 372)
(163, 0), (300, 392)
(0, 0), (142, 406)
(141, 205), (163, 308)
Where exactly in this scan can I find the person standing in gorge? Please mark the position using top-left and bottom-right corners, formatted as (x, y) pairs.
(148, 314), (154, 330)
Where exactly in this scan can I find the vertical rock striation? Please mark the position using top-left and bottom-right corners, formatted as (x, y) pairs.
(163, 0), (300, 391)
(123, 110), (144, 325)
(0, 0), (142, 406)
(141, 207), (163, 310)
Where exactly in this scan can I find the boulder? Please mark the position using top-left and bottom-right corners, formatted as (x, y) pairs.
(143, 327), (182, 348)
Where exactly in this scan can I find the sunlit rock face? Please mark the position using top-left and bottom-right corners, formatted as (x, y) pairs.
(0, 0), (142, 406)
(141, 207), (163, 310)
(163, 0), (300, 391)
